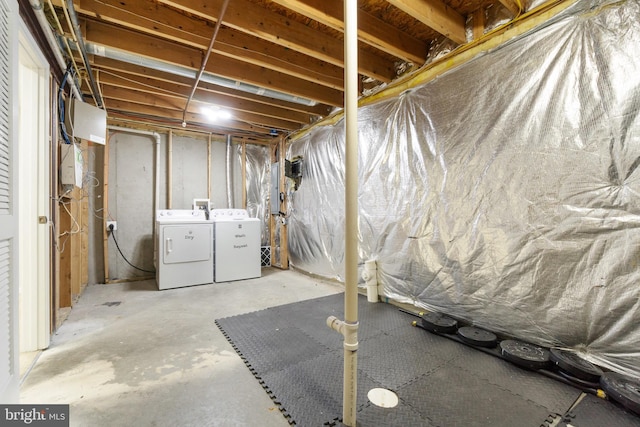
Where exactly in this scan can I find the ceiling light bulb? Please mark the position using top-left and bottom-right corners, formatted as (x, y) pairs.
(202, 106), (232, 121)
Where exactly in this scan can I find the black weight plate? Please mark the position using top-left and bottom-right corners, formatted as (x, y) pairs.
(557, 369), (601, 389)
(500, 340), (550, 370)
(457, 326), (498, 348)
(420, 312), (458, 334)
(549, 348), (603, 382)
(600, 371), (640, 416)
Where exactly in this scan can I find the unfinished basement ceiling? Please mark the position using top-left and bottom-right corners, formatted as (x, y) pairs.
(45, 0), (522, 141)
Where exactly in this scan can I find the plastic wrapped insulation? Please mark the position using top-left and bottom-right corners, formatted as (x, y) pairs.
(281, 0), (640, 377)
(239, 144), (271, 246)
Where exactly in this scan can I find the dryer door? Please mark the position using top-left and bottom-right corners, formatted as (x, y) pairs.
(162, 224), (211, 264)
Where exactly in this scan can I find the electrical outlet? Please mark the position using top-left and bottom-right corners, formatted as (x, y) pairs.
(106, 221), (117, 231)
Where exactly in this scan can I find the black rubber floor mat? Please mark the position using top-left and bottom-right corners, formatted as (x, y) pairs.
(215, 293), (587, 426)
(401, 365), (554, 427)
(558, 393), (640, 427)
(449, 345), (581, 415)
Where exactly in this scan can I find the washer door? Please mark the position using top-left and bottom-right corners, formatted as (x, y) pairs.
(162, 224), (211, 264)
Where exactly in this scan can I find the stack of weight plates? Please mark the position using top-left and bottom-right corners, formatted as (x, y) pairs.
(500, 340), (550, 370)
(600, 371), (640, 416)
(549, 348), (602, 388)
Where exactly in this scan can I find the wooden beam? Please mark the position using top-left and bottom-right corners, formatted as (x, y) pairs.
(96, 72), (315, 125)
(83, 19), (344, 107)
(91, 56), (332, 118)
(498, 0), (523, 16)
(58, 198), (72, 308)
(473, 7), (485, 40)
(103, 98), (277, 136)
(277, 137), (288, 269)
(158, 0), (396, 82)
(61, 0), (345, 90)
(270, 0), (426, 64)
(80, 140), (89, 294)
(70, 188), (81, 300)
(100, 84), (302, 131)
(103, 132), (110, 283)
(385, 0), (466, 44)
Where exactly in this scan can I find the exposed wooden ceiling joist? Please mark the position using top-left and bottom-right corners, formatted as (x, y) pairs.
(101, 84), (303, 131)
(90, 56), (332, 118)
(58, 0), (345, 90)
(157, 0), (397, 82)
(83, 19), (345, 107)
(385, 0), (466, 44)
(269, 0), (427, 64)
(43, 0), (525, 140)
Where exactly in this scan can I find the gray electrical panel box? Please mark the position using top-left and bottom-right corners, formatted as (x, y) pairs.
(271, 162), (280, 215)
(69, 99), (107, 145)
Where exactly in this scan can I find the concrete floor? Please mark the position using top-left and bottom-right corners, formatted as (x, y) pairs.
(20, 268), (344, 427)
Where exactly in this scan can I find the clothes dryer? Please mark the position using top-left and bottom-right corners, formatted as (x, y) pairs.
(156, 209), (214, 290)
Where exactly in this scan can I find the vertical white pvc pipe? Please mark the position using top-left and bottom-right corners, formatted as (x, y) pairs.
(343, 0), (359, 425)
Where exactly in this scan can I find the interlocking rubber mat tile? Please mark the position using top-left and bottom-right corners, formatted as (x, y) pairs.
(216, 293), (635, 426)
(558, 393), (640, 427)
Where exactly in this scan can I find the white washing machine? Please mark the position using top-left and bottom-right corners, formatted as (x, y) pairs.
(211, 209), (261, 282)
(155, 209), (214, 290)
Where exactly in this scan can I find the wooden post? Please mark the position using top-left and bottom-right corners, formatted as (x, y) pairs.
(270, 143), (277, 267)
(278, 137), (288, 269)
(80, 140), (89, 294)
(70, 188), (81, 301)
(103, 132), (111, 283)
(58, 198), (72, 307)
(473, 7), (485, 40)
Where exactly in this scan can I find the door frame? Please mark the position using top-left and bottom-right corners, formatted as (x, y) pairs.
(18, 19), (51, 352)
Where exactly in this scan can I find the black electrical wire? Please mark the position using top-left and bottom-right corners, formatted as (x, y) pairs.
(109, 228), (156, 274)
(58, 62), (75, 145)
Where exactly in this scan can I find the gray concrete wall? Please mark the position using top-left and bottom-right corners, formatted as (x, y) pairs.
(170, 135), (208, 209)
(90, 131), (246, 283)
(106, 132), (163, 281)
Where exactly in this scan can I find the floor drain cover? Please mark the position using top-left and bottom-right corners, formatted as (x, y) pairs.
(367, 388), (399, 408)
(457, 326), (498, 348)
(500, 340), (550, 370)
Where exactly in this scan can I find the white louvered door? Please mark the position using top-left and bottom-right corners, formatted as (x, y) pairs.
(0, 0), (19, 403)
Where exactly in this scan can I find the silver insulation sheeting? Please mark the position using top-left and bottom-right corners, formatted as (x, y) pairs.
(282, 0), (640, 377)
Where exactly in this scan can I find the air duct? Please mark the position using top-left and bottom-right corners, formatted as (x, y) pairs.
(72, 39), (318, 107)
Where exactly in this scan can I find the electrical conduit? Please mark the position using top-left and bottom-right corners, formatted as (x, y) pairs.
(64, 0), (103, 108)
(28, 0), (82, 100)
